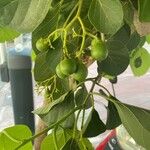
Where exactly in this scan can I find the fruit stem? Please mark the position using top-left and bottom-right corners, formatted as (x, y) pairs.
(86, 32), (97, 39)
(95, 82), (111, 96)
(63, 3), (78, 28)
(76, 0), (83, 16)
(90, 92), (117, 104)
(65, 0), (83, 29)
(62, 29), (69, 56)
(77, 17), (86, 58)
(48, 28), (63, 39)
(80, 76), (101, 139)
(100, 33), (105, 42)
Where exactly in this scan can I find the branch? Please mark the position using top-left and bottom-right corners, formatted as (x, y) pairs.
(15, 106), (83, 150)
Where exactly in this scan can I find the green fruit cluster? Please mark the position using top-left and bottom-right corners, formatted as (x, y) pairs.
(91, 38), (108, 61)
(73, 62), (88, 82)
(56, 59), (88, 82)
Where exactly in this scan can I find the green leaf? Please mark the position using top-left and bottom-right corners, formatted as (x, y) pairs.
(39, 91), (75, 128)
(41, 129), (71, 150)
(106, 100), (122, 130)
(80, 0), (94, 30)
(75, 85), (92, 109)
(78, 138), (94, 150)
(130, 48), (150, 76)
(41, 129), (94, 150)
(114, 102), (150, 149)
(34, 51), (51, 81)
(83, 109), (106, 138)
(0, 125), (32, 150)
(31, 50), (36, 62)
(109, 24), (131, 45)
(122, 1), (134, 25)
(0, 0), (51, 32)
(88, 0), (123, 34)
(98, 40), (129, 76)
(34, 38), (63, 81)
(66, 35), (81, 54)
(61, 130), (94, 150)
(146, 34), (150, 44)
(0, 0), (13, 9)
(53, 78), (70, 100)
(138, 36), (146, 48)
(126, 32), (145, 51)
(139, 0), (150, 22)
(61, 139), (80, 150)
(131, 0), (138, 10)
(0, 27), (20, 43)
(33, 92), (69, 115)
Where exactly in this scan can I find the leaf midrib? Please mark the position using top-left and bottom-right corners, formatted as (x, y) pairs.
(116, 102), (150, 147)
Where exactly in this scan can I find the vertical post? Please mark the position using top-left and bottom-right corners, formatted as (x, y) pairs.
(7, 41), (35, 134)
(0, 44), (9, 82)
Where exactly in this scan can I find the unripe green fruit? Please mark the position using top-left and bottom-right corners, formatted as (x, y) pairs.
(60, 59), (77, 75)
(73, 62), (88, 82)
(36, 38), (49, 52)
(91, 38), (108, 61)
(56, 64), (67, 79)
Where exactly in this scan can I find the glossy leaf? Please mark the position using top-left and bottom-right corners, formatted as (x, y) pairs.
(61, 137), (94, 150)
(139, 0), (150, 22)
(41, 129), (71, 150)
(88, 0), (123, 34)
(126, 32), (145, 51)
(0, 125), (32, 150)
(109, 24), (131, 45)
(122, 1), (134, 25)
(75, 85), (92, 109)
(98, 40), (129, 76)
(42, 129), (94, 150)
(61, 130), (94, 150)
(114, 102), (150, 149)
(131, 0), (138, 10)
(0, 0), (51, 32)
(83, 109), (106, 138)
(146, 34), (150, 44)
(0, 0), (13, 9)
(33, 92), (69, 115)
(0, 27), (20, 43)
(78, 138), (94, 150)
(34, 38), (63, 81)
(61, 139), (80, 150)
(39, 92), (75, 128)
(80, 0), (94, 30)
(53, 78), (70, 100)
(106, 101), (121, 130)
(130, 48), (150, 76)
(34, 51), (51, 81)
(31, 50), (36, 62)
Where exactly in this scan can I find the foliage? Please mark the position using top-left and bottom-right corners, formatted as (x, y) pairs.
(0, 0), (150, 149)
(0, 125), (32, 150)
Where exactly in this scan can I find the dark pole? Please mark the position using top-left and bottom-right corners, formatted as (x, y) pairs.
(7, 51), (35, 134)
